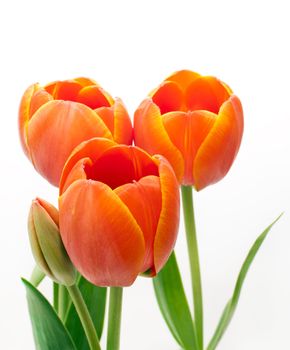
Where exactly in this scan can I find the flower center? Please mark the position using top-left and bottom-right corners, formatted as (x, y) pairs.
(152, 76), (231, 114)
(84, 146), (159, 189)
(45, 80), (112, 109)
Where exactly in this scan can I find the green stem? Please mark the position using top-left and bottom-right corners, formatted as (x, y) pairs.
(67, 284), (101, 350)
(58, 284), (70, 321)
(106, 287), (123, 350)
(181, 186), (203, 350)
(53, 282), (59, 313)
(30, 265), (45, 287)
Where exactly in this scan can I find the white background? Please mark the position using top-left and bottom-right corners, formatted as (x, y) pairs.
(1, 0), (290, 349)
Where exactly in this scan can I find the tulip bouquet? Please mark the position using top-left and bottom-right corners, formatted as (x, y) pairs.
(19, 71), (280, 350)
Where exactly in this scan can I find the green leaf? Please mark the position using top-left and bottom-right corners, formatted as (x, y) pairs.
(153, 252), (197, 350)
(22, 278), (77, 350)
(207, 214), (283, 350)
(65, 275), (107, 350)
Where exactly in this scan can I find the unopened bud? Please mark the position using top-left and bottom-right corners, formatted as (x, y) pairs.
(28, 198), (76, 286)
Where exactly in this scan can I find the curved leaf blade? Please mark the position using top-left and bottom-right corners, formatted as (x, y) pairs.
(22, 278), (77, 350)
(207, 214), (283, 350)
(65, 276), (107, 350)
(153, 252), (197, 350)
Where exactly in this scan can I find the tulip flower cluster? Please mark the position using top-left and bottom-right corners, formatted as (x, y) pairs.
(20, 71), (278, 350)
(19, 76), (181, 350)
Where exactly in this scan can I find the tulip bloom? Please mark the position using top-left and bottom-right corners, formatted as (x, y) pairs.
(134, 70), (244, 190)
(19, 78), (133, 186)
(28, 198), (76, 286)
(59, 138), (179, 286)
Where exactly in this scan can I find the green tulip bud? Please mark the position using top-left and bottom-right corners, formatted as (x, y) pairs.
(28, 198), (76, 286)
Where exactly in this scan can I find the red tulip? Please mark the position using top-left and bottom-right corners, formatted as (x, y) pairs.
(59, 138), (180, 286)
(19, 78), (133, 186)
(134, 70), (244, 190)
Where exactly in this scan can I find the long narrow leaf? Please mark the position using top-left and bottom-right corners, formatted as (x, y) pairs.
(153, 251), (197, 350)
(22, 278), (77, 350)
(207, 214), (282, 350)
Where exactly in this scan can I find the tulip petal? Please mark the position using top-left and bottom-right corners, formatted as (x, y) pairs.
(153, 156), (180, 272)
(220, 81), (233, 95)
(29, 89), (53, 117)
(74, 77), (97, 87)
(151, 81), (183, 114)
(95, 100), (133, 145)
(27, 101), (112, 186)
(112, 98), (133, 145)
(114, 175), (162, 273)
(53, 81), (83, 101)
(194, 95), (244, 190)
(19, 83), (41, 157)
(59, 180), (145, 286)
(94, 107), (115, 135)
(162, 110), (216, 185)
(185, 76), (231, 114)
(19, 83), (53, 132)
(61, 157), (92, 194)
(36, 197), (59, 226)
(60, 137), (116, 194)
(134, 99), (184, 182)
(44, 81), (58, 95)
(28, 203), (54, 279)
(33, 201), (76, 286)
(164, 69), (201, 92)
(77, 86), (113, 109)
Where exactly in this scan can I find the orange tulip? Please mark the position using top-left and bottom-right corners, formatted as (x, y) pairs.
(59, 137), (180, 286)
(134, 70), (244, 190)
(19, 78), (133, 186)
